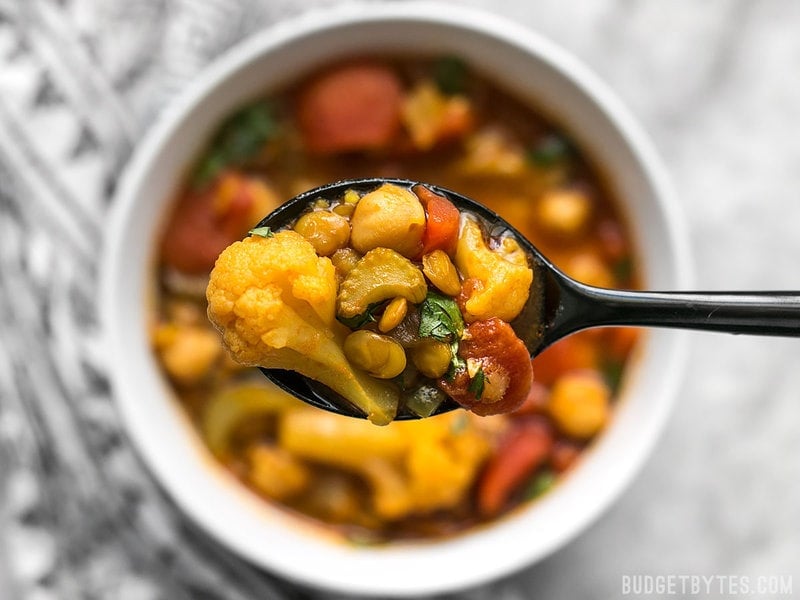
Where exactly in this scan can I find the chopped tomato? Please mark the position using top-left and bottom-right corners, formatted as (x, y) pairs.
(296, 62), (403, 154)
(161, 173), (277, 274)
(415, 185), (460, 256)
(477, 415), (554, 516)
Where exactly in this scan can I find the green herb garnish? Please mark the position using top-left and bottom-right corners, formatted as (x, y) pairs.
(524, 469), (556, 500)
(420, 292), (466, 378)
(337, 302), (382, 329)
(527, 134), (572, 168)
(612, 257), (633, 282)
(192, 102), (279, 187)
(601, 358), (625, 393)
(433, 56), (469, 95)
(248, 226), (274, 238)
(467, 366), (486, 399)
(419, 292), (464, 342)
(448, 340), (465, 376)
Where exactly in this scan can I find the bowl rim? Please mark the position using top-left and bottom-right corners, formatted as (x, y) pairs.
(101, 2), (692, 596)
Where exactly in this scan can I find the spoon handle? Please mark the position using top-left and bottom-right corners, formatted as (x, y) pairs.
(555, 283), (800, 338)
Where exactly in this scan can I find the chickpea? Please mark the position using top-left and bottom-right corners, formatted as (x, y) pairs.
(343, 330), (407, 379)
(343, 189), (360, 205)
(378, 297), (408, 333)
(565, 253), (614, 288)
(536, 188), (592, 238)
(332, 203), (355, 218)
(330, 248), (361, 277)
(547, 371), (610, 439)
(410, 340), (452, 378)
(293, 210), (350, 256)
(349, 183), (425, 258)
(422, 250), (461, 296)
(159, 326), (221, 385)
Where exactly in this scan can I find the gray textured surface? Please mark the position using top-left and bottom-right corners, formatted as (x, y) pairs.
(0, 1), (798, 598)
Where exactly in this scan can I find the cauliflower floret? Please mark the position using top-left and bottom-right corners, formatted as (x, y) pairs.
(207, 231), (399, 424)
(455, 217), (533, 322)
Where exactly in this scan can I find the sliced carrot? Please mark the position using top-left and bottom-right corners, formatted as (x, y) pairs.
(477, 416), (554, 516)
(531, 332), (599, 387)
(296, 62), (403, 154)
(605, 326), (641, 360)
(439, 318), (532, 416)
(414, 185), (460, 255)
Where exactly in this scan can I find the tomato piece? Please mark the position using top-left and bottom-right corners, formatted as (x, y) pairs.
(414, 185), (460, 256)
(161, 173), (271, 274)
(296, 62), (403, 154)
(439, 318), (532, 416)
(477, 415), (554, 516)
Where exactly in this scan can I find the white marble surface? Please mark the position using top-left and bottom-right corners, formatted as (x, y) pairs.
(1, 1), (798, 598)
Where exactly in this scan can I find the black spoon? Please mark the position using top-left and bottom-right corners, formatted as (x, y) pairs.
(255, 178), (800, 419)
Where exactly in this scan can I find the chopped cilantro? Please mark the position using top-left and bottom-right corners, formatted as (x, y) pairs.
(601, 358), (625, 392)
(524, 469), (556, 500)
(527, 134), (572, 168)
(419, 292), (464, 342)
(467, 366), (485, 399)
(433, 56), (469, 95)
(448, 339), (465, 376)
(248, 226), (274, 238)
(337, 302), (382, 329)
(419, 292), (466, 379)
(192, 101), (279, 187)
(612, 257), (633, 282)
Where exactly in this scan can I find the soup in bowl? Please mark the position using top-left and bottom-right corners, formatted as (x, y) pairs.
(103, 4), (689, 595)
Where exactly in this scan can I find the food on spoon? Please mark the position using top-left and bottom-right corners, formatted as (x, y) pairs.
(206, 182), (534, 422)
(455, 217), (533, 322)
(152, 55), (641, 543)
(206, 229), (399, 424)
(336, 246), (427, 319)
(349, 184), (426, 257)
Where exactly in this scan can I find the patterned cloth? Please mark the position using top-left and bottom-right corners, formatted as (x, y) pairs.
(5, 2), (799, 599)
(0, 1), (359, 598)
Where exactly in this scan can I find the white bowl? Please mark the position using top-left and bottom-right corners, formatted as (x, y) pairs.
(101, 2), (691, 596)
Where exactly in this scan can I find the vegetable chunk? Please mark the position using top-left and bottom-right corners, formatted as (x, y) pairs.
(455, 217), (533, 322)
(297, 62), (402, 154)
(206, 231), (399, 424)
(439, 318), (532, 415)
(337, 247), (427, 319)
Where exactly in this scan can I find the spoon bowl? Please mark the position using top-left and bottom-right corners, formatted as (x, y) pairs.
(255, 178), (800, 419)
